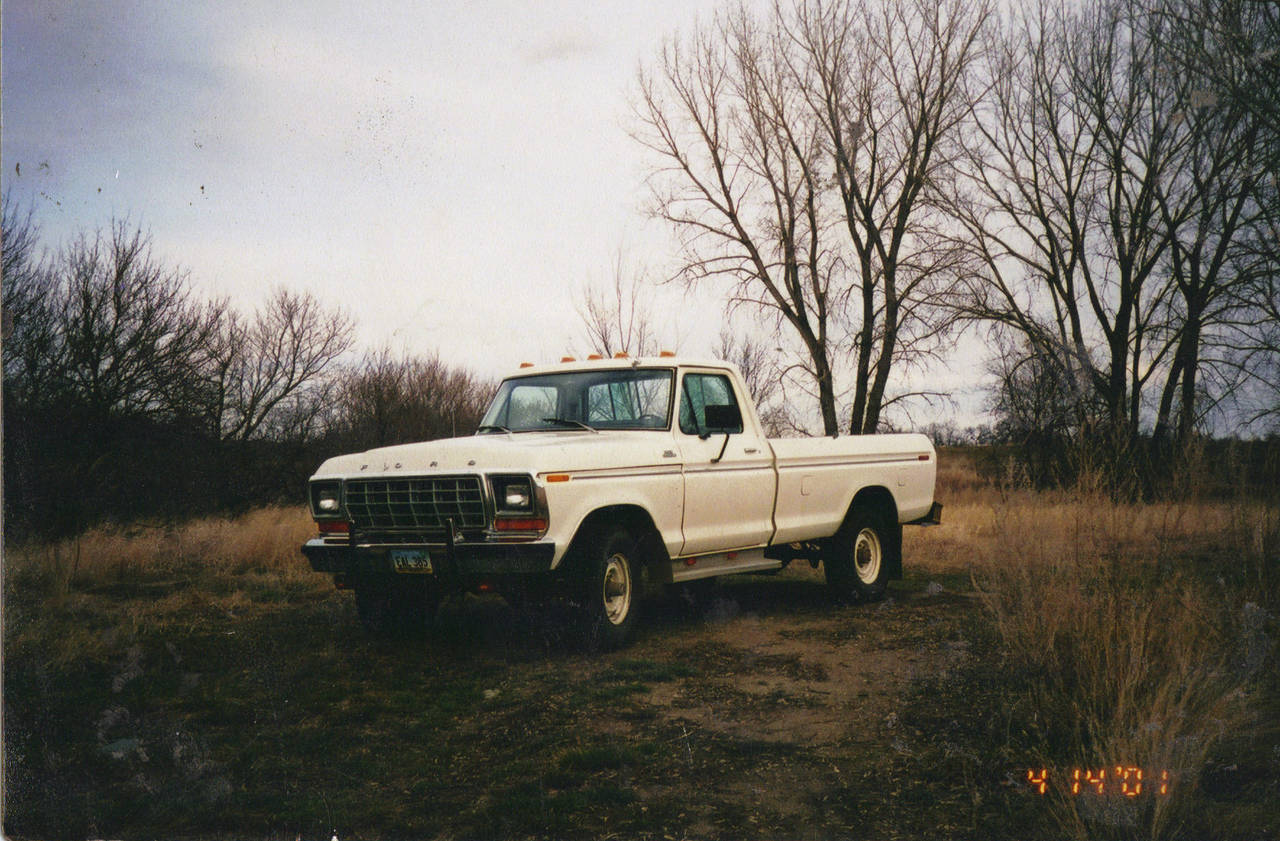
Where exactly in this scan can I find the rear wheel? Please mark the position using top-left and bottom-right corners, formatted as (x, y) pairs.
(354, 575), (439, 637)
(825, 505), (895, 602)
(577, 526), (641, 651)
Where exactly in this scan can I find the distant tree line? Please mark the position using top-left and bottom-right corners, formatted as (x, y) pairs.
(2, 199), (493, 542)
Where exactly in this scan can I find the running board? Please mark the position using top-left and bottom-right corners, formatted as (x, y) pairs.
(670, 548), (782, 583)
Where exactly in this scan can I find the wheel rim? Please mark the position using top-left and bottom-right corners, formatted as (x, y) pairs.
(853, 527), (882, 584)
(602, 552), (633, 626)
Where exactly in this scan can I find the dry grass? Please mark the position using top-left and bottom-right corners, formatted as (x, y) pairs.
(4, 454), (1276, 839)
(6, 506), (315, 589)
(3, 506), (326, 663)
(908, 451), (1279, 841)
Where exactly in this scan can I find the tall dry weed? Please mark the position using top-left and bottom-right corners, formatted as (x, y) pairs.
(4, 507), (325, 663)
(970, 486), (1276, 840)
(5, 506), (316, 597)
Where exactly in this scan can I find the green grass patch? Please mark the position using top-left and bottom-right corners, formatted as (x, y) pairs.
(601, 657), (697, 683)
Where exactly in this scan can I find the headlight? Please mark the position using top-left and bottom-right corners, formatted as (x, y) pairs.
(491, 475), (534, 513)
(309, 481), (342, 517)
(505, 485), (530, 509)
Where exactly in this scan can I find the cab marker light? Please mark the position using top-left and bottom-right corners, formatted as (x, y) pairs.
(519, 362), (534, 368)
(561, 356), (576, 363)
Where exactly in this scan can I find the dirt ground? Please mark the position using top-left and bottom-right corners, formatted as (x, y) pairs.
(418, 560), (985, 840)
(582, 566), (977, 838)
(4, 557), (991, 841)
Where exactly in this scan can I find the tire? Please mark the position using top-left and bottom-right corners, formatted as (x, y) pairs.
(825, 505), (896, 603)
(577, 526), (641, 651)
(354, 575), (439, 638)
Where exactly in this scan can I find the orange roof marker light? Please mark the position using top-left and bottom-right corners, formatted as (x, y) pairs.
(561, 356), (576, 363)
(613, 351), (629, 359)
(659, 350), (676, 357)
(587, 354), (603, 360)
(519, 362), (534, 368)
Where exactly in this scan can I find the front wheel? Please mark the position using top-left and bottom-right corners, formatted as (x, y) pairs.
(824, 506), (895, 602)
(577, 526), (640, 651)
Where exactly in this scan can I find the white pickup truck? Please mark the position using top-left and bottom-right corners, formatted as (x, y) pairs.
(302, 355), (940, 647)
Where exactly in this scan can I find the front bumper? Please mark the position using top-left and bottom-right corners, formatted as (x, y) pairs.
(301, 538), (556, 579)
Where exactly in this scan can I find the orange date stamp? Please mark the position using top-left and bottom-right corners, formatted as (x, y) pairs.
(1026, 766), (1171, 797)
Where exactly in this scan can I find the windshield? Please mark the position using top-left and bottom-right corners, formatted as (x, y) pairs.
(478, 368), (675, 432)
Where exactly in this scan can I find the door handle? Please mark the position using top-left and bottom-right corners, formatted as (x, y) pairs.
(744, 447), (758, 454)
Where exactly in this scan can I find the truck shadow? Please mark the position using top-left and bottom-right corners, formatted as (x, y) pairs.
(417, 572), (907, 661)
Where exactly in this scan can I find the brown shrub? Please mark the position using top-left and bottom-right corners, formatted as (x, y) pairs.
(963, 488), (1276, 840)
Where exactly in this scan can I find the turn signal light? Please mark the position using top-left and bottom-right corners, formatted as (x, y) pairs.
(318, 521), (349, 535)
(494, 517), (548, 532)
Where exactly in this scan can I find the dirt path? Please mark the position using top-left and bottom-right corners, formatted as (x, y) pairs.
(538, 564), (978, 838)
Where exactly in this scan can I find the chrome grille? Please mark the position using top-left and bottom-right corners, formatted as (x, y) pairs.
(344, 476), (486, 531)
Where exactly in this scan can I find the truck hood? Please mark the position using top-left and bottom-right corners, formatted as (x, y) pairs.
(311, 431), (675, 479)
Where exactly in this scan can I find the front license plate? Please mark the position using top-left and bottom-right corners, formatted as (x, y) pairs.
(389, 548), (433, 574)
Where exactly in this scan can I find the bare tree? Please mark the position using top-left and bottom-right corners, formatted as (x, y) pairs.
(635, 0), (987, 435)
(1216, 202), (1280, 433)
(951, 0), (1277, 470)
(3, 212), (366, 535)
(206, 288), (354, 442)
(1149, 76), (1276, 443)
(51, 221), (223, 423)
(635, 6), (843, 433)
(715, 324), (797, 433)
(336, 348), (494, 450)
(789, 0), (989, 433)
(1152, 0), (1280, 438)
(1155, 0), (1280, 138)
(2, 193), (58, 405)
(986, 330), (1096, 484)
(577, 251), (664, 357)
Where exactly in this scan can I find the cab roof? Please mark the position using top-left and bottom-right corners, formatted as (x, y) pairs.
(506, 355), (739, 378)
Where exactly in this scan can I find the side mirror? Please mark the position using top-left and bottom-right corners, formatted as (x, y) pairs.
(703, 403), (743, 434)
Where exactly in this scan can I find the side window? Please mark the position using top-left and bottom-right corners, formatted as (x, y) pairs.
(679, 373), (742, 436)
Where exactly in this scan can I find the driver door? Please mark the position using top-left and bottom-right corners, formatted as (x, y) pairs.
(676, 371), (776, 556)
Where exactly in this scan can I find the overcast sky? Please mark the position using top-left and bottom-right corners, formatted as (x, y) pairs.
(2, 0), (988, 428)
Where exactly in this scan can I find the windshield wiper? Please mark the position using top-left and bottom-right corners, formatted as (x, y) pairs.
(541, 417), (599, 433)
(476, 424), (512, 434)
